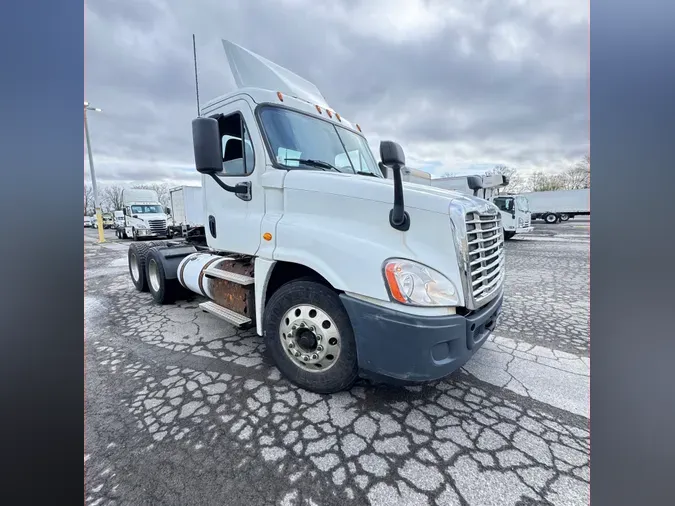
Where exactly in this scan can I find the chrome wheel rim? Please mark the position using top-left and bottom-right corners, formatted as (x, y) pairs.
(279, 304), (341, 373)
(130, 252), (140, 281)
(148, 259), (160, 292)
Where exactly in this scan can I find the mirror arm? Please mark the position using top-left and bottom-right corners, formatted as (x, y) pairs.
(208, 174), (252, 202)
(389, 163), (410, 232)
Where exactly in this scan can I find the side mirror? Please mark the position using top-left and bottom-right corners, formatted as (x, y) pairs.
(122, 208), (127, 216)
(379, 140), (410, 232)
(380, 141), (405, 168)
(165, 207), (171, 215)
(192, 117), (223, 175)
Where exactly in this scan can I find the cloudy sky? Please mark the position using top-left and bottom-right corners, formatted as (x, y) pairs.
(84, 0), (588, 186)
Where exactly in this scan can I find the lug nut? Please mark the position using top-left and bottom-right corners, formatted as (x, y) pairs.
(316, 345), (324, 352)
(294, 351), (301, 357)
(300, 322), (306, 328)
(310, 326), (316, 332)
(311, 354), (318, 360)
(292, 325), (297, 330)
(303, 355), (309, 362)
(316, 335), (322, 342)
(288, 342), (295, 348)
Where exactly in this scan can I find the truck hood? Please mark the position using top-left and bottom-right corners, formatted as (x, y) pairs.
(283, 170), (489, 215)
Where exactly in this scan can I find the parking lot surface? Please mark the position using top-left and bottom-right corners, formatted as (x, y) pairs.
(84, 219), (590, 506)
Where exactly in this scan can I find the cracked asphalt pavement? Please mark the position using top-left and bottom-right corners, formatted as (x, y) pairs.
(84, 219), (590, 506)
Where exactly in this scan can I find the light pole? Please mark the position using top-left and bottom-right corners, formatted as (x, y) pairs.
(84, 101), (105, 243)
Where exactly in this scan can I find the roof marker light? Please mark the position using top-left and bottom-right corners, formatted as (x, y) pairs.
(335, 112), (341, 122)
(315, 105), (322, 114)
(277, 91), (284, 101)
(326, 109), (333, 118)
(356, 124), (362, 132)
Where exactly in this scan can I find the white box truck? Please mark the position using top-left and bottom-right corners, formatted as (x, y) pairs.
(126, 40), (505, 393)
(519, 188), (590, 223)
(167, 186), (205, 237)
(121, 188), (170, 240)
(430, 175), (533, 240)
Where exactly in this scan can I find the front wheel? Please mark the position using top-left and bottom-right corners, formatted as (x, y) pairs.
(504, 231), (516, 240)
(263, 280), (358, 394)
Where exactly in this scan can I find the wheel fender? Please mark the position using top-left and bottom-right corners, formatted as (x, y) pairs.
(254, 258), (277, 337)
(150, 245), (198, 280)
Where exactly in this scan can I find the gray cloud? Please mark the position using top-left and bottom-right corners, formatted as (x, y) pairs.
(84, 0), (588, 185)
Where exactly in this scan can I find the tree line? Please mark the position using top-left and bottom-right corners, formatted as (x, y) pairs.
(83, 182), (172, 216)
(442, 154), (590, 194)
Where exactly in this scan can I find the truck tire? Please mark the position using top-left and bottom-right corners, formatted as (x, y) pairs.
(145, 247), (179, 304)
(559, 213), (570, 221)
(544, 213), (558, 224)
(128, 241), (166, 292)
(504, 231), (516, 240)
(263, 280), (358, 394)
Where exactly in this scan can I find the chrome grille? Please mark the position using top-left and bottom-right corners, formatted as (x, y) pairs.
(148, 219), (167, 233)
(465, 211), (505, 305)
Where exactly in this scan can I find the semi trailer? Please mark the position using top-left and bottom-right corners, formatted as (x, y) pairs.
(126, 40), (505, 393)
(518, 188), (590, 223)
(167, 185), (205, 237)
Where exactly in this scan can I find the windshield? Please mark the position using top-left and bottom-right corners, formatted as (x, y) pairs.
(130, 205), (163, 214)
(516, 196), (529, 212)
(493, 197), (514, 213)
(259, 106), (382, 177)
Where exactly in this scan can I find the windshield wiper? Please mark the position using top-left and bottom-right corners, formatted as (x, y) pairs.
(285, 158), (343, 173)
(354, 170), (379, 178)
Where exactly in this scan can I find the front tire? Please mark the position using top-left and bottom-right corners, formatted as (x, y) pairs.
(264, 280), (358, 394)
(504, 231), (516, 240)
(544, 213), (559, 224)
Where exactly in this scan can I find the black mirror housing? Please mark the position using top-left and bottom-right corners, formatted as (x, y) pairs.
(165, 207), (171, 215)
(380, 141), (405, 168)
(192, 117), (223, 175)
(122, 208), (127, 216)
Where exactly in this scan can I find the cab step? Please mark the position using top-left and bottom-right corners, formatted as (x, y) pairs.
(203, 267), (254, 285)
(199, 301), (252, 327)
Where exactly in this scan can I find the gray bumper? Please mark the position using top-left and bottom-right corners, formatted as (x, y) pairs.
(340, 292), (503, 384)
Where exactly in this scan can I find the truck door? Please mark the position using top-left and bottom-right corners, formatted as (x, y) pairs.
(202, 99), (266, 256)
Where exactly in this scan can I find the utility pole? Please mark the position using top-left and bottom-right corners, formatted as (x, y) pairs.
(84, 101), (105, 243)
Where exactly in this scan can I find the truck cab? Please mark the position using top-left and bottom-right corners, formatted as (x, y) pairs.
(121, 189), (170, 240)
(126, 40), (505, 393)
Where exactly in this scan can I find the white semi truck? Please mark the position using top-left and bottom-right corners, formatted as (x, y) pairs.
(518, 188), (590, 224)
(120, 188), (171, 240)
(126, 40), (505, 393)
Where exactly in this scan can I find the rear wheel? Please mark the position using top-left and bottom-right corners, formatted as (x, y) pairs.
(559, 213), (570, 221)
(128, 241), (166, 292)
(544, 213), (558, 224)
(264, 280), (358, 394)
(145, 248), (179, 304)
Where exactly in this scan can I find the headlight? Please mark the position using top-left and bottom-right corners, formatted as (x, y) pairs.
(136, 223), (147, 230)
(518, 217), (524, 227)
(383, 259), (459, 306)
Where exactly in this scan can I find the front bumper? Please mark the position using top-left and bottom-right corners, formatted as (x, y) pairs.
(136, 229), (166, 237)
(339, 292), (503, 384)
(517, 226), (534, 234)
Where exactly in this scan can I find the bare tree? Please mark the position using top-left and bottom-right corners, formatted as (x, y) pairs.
(84, 184), (94, 216)
(529, 171), (566, 192)
(485, 165), (527, 194)
(102, 184), (125, 212)
(560, 154), (590, 189)
(133, 183), (171, 209)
